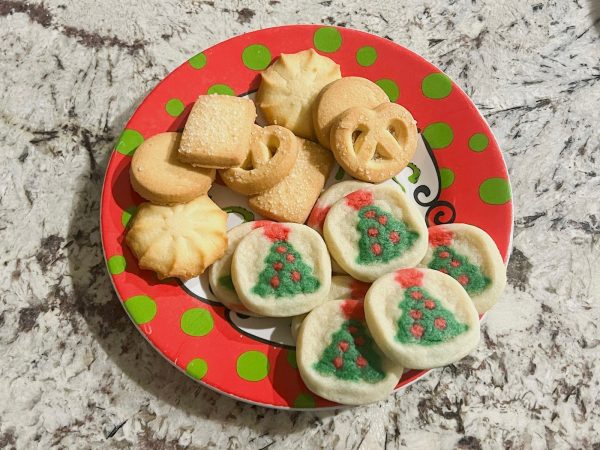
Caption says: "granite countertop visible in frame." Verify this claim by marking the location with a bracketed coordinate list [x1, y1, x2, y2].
[1, 0, 599, 448]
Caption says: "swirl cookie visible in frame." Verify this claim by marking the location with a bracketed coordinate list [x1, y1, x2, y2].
[312, 77, 389, 149]
[208, 220, 274, 315]
[248, 138, 334, 223]
[220, 125, 298, 195]
[364, 268, 480, 369]
[297, 300, 403, 405]
[323, 185, 428, 282]
[126, 196, 227, 280]
[331, 103, 418, 182]
[178, 95, 256, 168]
[231, 222, 331, 316]
[419, 224, 506, 313]
[257, 49, 341, 140]
[130, 132, 215, 205]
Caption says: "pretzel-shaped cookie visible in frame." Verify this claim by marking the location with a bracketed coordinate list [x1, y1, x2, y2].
[330, 103, 418, 183]
[220, 124, 298, 195]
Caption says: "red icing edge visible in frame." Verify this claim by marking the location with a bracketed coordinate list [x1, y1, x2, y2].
[340, 300, 365, 320]
[394, 269, 424, 288]
[253, 220, 274, 229]
[345, 190, 373, 210]
[262, 223, 290, 242]
[307, 204, 331, 230]
[350, 280, 371, 301]
[428, 226, 454, 247]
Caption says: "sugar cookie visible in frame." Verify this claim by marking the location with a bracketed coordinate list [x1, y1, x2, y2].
[364, 268, 480, 369]
[323, 185, 428, 282]
[178, 95, 256, 168]
[248, 138, 334, 223]
[257, 49, 341, 140]
[419, 224, 506, 313]
[331, 103, 418, 182]
[220, 125, 298, 195]
[130, 132, 215, 205]
[208, 220, 274, 315]
[126, 196, 227, 280]
[231, 222, 331, 316]
[313, 77, 389, 149]
[297, 299, 403, 405]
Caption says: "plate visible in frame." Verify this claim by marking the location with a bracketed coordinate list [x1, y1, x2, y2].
[100, 25, 513, 409]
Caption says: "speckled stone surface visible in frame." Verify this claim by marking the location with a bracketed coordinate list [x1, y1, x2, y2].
[1, 0, 599, 448]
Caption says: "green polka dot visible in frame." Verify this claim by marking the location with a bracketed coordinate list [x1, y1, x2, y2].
[181, 308, 214, 336]
[375, 79, 399, 102]
[356, 46, 377, 66]
[124, 295, 157, 325]
[165, 98, 185, 117]
[121, 205, 137, 228]
[207, 84, 235, 96]
[313, 27, 342, 53]
[479, 178, 511, 205]
[286, 350, 298, 369]
[242, 44, 271, 70]
[115, 129, 144, 156]
[422, 122, 454, 149]
[186, 358, 208, 379]
[188, 52, 207, 69]
[108, 255, 126, 275]
[293, 393, 316, 408]
[469, 133, 489, 152]
[422, 73, 452, 99]
[439, 168, 455, 189]
[236, 351, 269, 381]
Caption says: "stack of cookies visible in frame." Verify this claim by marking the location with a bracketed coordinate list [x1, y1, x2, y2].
[123, 48, 507, 406]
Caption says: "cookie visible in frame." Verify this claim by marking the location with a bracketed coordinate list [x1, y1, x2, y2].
[220, 125, 298, 195]
[130, 132, 215, 205]
[330, 103, 418, 182]
[178, 95, 256, 168]
[126, 196, 227, 280]
[248, 138, 334, 223]
[231, 222, 331, 317]
[290, 275, 371, 339]
[208, 220, 274, 315]
[323, 185, 428, 282]
[364, 268, 480, 369]
[297, 299, 403, 405]
[419, 224, 506, 313]
[257, 49, 341, 140]
[312, 77, 389, 149]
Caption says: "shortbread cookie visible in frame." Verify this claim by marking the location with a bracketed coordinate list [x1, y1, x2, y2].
[331, 103, 418, 182]
[364, 268, 480, 369]
[130, 132, 215, 204]
[126, 196, 227, 280]
[257, 49, 341, 140]
[249, 138, 334, 223]
[231, 222, 331, 316]
[178, 95, 256, 168]
[323, 185, 428, 282]
[419, 224, 506, 313]
[208, 220, 274, 315]
[290, 275, 371, 339]
[313, 77, 389, 148]
[220, 125, 298, 195]
[297, 300, 403, 405]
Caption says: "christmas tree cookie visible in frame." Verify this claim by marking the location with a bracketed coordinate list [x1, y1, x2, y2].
[365, 268, 480, 369]
[323, 185, 428, 282]
[208, 221, 274, 315]
[290, 275, 371, 340]
[419, 224, 506, 313]
[231, 222, 331, 316]
[297, 300, 403, 405]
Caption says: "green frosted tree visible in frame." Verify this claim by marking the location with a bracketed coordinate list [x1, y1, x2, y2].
[428, 246, 490, 295]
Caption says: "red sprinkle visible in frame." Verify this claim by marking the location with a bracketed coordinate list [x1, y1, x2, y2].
[348, 326, 358, 334]
[411, 290, 423, 300]
[356, 356, 367, 368]
[411, 323, 424, 338]
[389, 231, 399, 243]
[273, 262, 283, 271]
[424, 300, 436, 310]
[378, 215, 388, 225]
[368, 228, 379, 237]
[372, 243, 382, 255]
[333, 356, 343, 369]
[451, 260, 461, 267]
[339, 341, 349, 352]
[270, 275, 280, 288]
[291, 271, 301, 282]
[354, 336, 365, 347]
[458, 275, 470, 286]
[286, 254, 295, 262]
[409, 309, 422, 320]
[439, 251, 450, 259]
[364, 210, 376, 219]
[276, 246, 286, 253]
[434, 317, 447, 330]
[439, 268, 449, 274]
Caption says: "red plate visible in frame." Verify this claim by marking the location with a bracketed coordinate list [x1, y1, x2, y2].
[100, 25, 513, 409]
